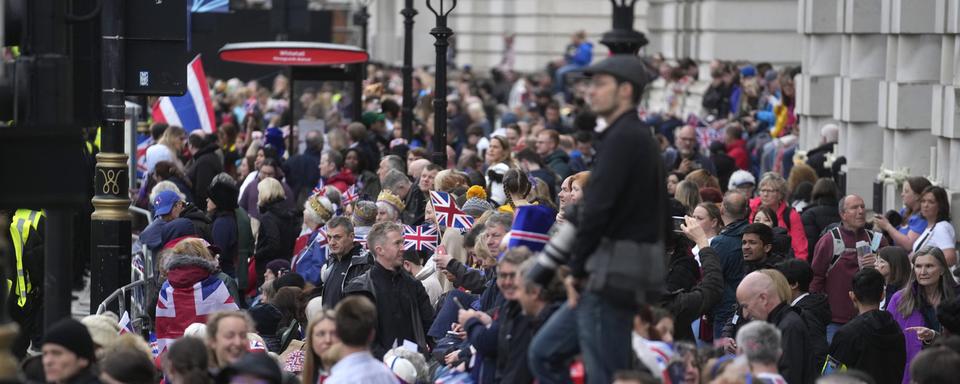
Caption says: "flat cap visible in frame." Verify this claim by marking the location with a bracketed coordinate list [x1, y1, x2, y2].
[582, 54, 650, 89]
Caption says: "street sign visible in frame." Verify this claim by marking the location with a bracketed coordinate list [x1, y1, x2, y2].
[218, 42, 368, 67]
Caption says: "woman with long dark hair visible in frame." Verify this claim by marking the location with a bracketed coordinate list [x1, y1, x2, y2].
[874, 177, 933, 250]
[909, 186, 956, 266]
[876, 246, 912, 310]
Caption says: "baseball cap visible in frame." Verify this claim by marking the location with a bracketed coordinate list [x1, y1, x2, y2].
[728, 170, 757, 190]
[153, 190, 182, 218]
[581, 54, 650, 90]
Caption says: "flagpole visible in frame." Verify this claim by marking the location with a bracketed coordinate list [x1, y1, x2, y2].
[92, 0, 133, 314]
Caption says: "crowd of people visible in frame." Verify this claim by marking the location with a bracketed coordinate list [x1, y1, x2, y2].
[18, 31, 960, 384]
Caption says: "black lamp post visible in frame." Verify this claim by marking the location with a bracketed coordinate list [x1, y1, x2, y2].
[600, 0, 648, 54]
[427, 0, 457, 167]
[353, 0, 374, 51]
[400, 0, 417, 141]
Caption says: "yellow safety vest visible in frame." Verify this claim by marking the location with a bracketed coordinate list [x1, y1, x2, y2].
[9, 209, 42, 307]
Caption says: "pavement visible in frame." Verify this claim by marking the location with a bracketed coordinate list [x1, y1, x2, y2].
[71, 276, 91, 319]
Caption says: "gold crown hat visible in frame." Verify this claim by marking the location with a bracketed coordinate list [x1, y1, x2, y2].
[307, 194, 334, 222]
[377, 190, 406, 213]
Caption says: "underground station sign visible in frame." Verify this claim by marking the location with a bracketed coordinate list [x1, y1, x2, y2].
[219, 42, 369, 66]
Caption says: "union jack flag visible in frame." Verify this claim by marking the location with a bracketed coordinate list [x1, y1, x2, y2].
[135, 136, 152, 180]
[404, 224, 438, 252]
[148, 332, 160, 358]
[249, 338, 267, 352]
[312, 178, 325, 195]
[118, 311, 134, 335]
[430, 191, 474, 230]
[155, 274, 238, 354]
[342, 184, 359, 205]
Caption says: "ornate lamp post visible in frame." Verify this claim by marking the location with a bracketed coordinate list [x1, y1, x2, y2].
[400, 0, 417, 141]
[353, 0, 374, 51]
[600, 0, 648, 54]
[426, 0, 457, 166]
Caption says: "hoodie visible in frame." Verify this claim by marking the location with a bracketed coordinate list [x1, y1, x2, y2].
[794, 293, 831, 379]
[156, 256, 239, 346]
[827, 309, 906, 384]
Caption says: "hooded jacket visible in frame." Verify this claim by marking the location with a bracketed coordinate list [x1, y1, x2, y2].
[662, 246, 724, 343]
[186, 143, 223, 205]
[828, 309, 906, 384]
[255, 201, 299, 280]
[794, 292, 831, 377]
[768, 302, 814, 384]
[542, 149, 572, 181]
[801, 199, 841, 256]
[180, 203, 213, 242]
[156, 255, 239, 343]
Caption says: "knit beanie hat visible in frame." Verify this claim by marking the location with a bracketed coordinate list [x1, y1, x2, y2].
[265, 259, 291, 277]
[81, 314, 121, 349]
[462, 185, 495, 218]
[208, 181, 240, 211]
[43, 318, 96, 361]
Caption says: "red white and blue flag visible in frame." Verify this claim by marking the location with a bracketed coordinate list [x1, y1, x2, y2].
[118, 311, 134, 335]
[430, 191, 474, 230]
[151, 55, 216, 134]
[342, 184, 360, 205]
[135, 136, 152, 180]
[154, 274, 238, 354]
[404, 224, 438, 252]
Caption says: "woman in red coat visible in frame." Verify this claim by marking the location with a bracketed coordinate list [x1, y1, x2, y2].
[748, 172, 809, 261]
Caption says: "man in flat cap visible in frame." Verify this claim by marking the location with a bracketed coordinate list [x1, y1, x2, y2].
[529, 54, 668, 384]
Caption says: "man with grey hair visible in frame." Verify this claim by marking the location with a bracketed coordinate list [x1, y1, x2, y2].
[382, 168, 425, 226]
[320, 216, 372, 308]
[344, 221, 434, 358]
[378, 154, 406, 182]
[810, 194, 886, 343]
[736, 321, 785, 383]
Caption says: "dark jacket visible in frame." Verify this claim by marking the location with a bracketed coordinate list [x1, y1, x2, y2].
[445, 258, 492, 294]
[254, 201, 298, 284]
[464, 300, 560, 384]
[343, 261, 434, 359]
[282, 147, 322, 207]
[65, 368, 102, 384]
[529, 168, 558, 203]
[570, 112, 667, 280]
[239, 177, 296, 220]
[180, 203, 213, 242]
[186, 143, 223, 206]
[769, 302, 814, 384]
[662, 246, 724, 343]
[709, 219, 748, 335]
[211, 211, 238, 279]
[402, 187, 427, 226]
[806, 141, 837, 178]
[320, 244, 373, 309]
[794, 293, 831, 376]
[356, 169, 381, 201]
[828, 309, 906, 384]
[543, 149, 572, 181]
[771, 226, 794, 260]
[666, 240, 699, 293]
[662, 148, 718, 176]
[801, 199, 841, 256]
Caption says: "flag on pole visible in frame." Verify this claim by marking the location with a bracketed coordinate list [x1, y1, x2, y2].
[403, 224, 439, 252]
[118, 311, 134, 335]
[430, 191, 474, 230]
[151, 55, 216, 134]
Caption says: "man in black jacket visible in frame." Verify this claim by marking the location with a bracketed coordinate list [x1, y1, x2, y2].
[777, 259, 830, 374]
[827, 268, 905, 383]
[736, 270, 814, 384]
[319, 217, 372, 309]
[381, 168, 425, 226]
[186, 132, 223, 206]
[562, 54, 666, 384]
[344, 221, 434, 359]
[282, 131, 324, 207]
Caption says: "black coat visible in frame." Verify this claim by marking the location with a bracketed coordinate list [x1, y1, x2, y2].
[254, 201, 298, 283]
[806, 141, 836, 178]
[828, 309, 906, 384]
[801, 199, 841, 256]
[769, 302, 815, 384]
[282, 148, 322, 207]
[491, 301, 560, 384]
[402, 187, 427, 226]
[320, 244, 373, 309]
[794, 293, 831, 376]
[180, 203, 213, 242]
[186, 143, 223, 205]
[663, 246, 724, 343]
[343, 261, 434, 359]
[570, 111, 667, 279]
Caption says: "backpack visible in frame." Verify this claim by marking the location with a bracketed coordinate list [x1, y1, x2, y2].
[826, 226, 883, 273]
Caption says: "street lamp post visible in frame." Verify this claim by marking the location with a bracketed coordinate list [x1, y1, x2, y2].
[600, 0, 648, 55]
[353, 0, 373, 51]
[401, 0, 417, 141]
[426, 0, 457, 167]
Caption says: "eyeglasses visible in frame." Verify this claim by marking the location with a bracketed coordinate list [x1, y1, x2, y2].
[759, 189, 779, 195]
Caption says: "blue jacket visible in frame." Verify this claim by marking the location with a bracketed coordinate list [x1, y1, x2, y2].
[569, 42, 593, 66]
[709, 219, 748, 337]
[294, 229, 327, 285]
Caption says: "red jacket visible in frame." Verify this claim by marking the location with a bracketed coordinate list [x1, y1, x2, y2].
[325, 169, 357, 193]
[748, 198, 809, 261]
[726, 139, 749, 170]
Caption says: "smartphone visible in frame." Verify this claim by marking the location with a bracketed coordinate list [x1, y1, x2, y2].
[672, 216, 685, 234]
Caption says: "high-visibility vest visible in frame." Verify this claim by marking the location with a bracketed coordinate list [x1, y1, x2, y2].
[9, 209, 43, 307]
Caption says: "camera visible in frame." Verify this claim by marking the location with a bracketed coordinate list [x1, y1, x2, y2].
[526, 204, 580, 287]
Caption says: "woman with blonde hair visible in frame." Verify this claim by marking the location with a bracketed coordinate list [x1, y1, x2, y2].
[169, 237, 244, 305]
[299, 309, 340, 383]
[146, 125, 186, 173]
[205, 311, 254, 371]
[255, 178, 298, 286]
[748, 172, 809, 261]
[684, 169, 720, 191]
[673, 180, 701, 215]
